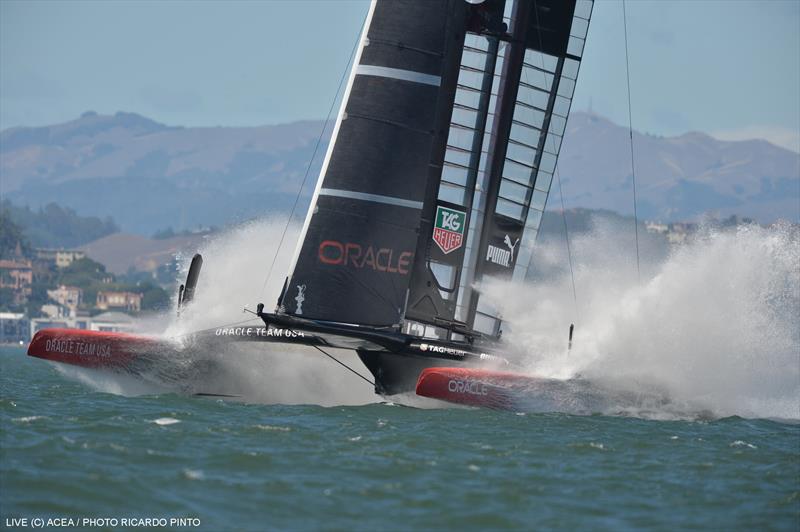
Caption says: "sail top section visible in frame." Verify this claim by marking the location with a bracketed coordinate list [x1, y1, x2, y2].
[279, 0, 462, 327]
[280, 0, 593, 337]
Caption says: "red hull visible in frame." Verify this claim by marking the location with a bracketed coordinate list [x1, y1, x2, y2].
[27, 328, 172, 369]
[415, 367, 551, 410]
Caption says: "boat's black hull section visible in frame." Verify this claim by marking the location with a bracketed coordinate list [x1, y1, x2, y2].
[28, 320, 510, 400]
[357, 349, 472, 396]
[357, 346, 513, 396]
[260, 311, 511, 397]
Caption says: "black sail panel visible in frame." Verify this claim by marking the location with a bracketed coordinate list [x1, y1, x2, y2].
[281, 0, 456, 327]
[281, 0, 593, 335]
[286, 197, 417, 325]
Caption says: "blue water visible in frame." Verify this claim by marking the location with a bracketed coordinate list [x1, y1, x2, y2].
[2, 346, 798, 531]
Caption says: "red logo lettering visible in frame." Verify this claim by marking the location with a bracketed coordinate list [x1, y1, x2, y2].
[319, 240, 344, 264]
[318, 240, 413, 275]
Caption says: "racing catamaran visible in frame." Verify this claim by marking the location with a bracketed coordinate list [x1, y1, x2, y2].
[28, 0, 593, 408]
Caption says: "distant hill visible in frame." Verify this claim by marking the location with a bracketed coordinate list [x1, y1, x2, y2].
[2, 111, 326, 234]
[558, 112, 800, 222]
[2, 110, 798, 233]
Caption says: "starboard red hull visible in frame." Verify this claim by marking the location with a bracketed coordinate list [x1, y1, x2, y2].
[415, 367, 554, 410]
[27, 328, 173, 369]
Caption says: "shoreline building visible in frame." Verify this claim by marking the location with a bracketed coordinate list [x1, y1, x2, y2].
[46, 285, 83, 317]
[29, 311, 136, 337]
[96, 291, 142, 312]
[0, 259, 33, 305]
[34, 249, 86, 269]
[89, 311, 136, 333]
[0, 312, 30, 344]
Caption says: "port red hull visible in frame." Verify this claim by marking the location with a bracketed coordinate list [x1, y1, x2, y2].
[415, 367, 551, 410]
[27, 328, 172, 369]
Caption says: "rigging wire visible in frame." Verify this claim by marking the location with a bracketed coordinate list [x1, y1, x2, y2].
[313, 345, 375, 387]
[622, 0, 642, 282]
[162, 317, 376, 388]
[260, 13, 368, 298]
[555, 166, 579, 322]
[527, 0, 580, 324]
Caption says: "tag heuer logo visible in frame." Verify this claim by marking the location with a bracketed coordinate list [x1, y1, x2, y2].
[432, 206, 466, 254]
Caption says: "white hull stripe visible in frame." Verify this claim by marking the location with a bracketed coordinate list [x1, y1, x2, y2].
[319, 188, 423, 210]
[356, 65, 441, 87]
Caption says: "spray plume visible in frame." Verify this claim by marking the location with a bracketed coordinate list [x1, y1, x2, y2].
[483, 218, 800, 419]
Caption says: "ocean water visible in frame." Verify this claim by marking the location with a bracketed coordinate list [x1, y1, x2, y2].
[3, 220, 799, 529]
[2, 346, 798, 531]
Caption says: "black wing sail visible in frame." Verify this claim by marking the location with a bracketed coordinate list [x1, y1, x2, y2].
[280, 0, 593, 338]
[279, 0, 470, 327]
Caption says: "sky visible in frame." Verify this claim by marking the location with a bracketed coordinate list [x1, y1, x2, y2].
[1, 0, 799, 152]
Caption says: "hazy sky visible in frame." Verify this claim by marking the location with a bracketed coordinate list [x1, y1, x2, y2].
[2, 0, 798, 151]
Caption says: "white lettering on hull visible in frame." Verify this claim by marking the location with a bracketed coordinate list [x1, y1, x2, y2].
[447, 379, 489, 396]
[44, 338, 112, 357]
[214, 327, 305, 338]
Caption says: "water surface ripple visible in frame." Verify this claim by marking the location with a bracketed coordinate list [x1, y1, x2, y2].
[2, 348, 798, 530]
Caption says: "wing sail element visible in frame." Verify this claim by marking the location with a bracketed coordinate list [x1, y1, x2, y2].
[464, 0, 593, 336]
[407, 0, 593, 339]
[279, 0, 593, 340]
[279, 0, 467, 327]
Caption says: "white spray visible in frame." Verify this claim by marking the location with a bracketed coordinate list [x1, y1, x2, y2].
[67, 218, 377, 406]
[163, 218, 378, 405]
[63, 212, 799, 418]
[483, 217, 800, 419]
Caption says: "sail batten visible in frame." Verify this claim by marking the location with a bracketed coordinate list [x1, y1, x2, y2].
[318, 189, 424, 210]
[355, 65, 442, 87]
